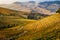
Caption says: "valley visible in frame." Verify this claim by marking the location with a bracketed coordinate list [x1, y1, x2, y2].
[0, 1, 60, 40]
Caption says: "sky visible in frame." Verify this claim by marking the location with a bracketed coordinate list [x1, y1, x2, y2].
[0, 0, 59, 4]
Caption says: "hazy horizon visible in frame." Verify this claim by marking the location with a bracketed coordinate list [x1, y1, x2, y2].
[0, 0, 60, 4]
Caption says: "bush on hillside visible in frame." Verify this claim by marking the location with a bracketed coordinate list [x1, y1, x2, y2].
[56, 8, 60, 13]
[28, 13, 41, 20]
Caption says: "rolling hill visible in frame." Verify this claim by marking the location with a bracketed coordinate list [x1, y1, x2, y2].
[0, 16, 36, 40]
[0, 1, 60, 40]
[16, 13, 60, 40]
[0, 7, 52, 20]
[0, 7, 28, 19]
[0, 13, 60, 40]
[0, 16, 36, 29]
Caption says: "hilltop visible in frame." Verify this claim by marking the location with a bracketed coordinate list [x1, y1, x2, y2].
[0, 7, 28, 18]
[0, 7, 27, 15]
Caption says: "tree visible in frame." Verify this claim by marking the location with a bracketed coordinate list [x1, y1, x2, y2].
[56, 8, 60, 13]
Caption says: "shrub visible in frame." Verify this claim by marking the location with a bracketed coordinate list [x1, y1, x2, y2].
[56, 8, 60, 13]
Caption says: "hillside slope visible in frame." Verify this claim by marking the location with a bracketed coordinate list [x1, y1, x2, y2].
[0, 13, 60, 40]
[0, 7, 28, 18]
[16, 13, 60, 40]
[0, 18, 36, 40]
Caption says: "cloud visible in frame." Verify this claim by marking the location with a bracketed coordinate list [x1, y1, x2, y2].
[0, 0, 17, 4]
[0, 0, 59, 4]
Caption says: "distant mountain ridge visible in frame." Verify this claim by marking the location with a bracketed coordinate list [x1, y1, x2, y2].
[0, 1, 59, 15]
[13, 1, 60, 12]
[14, 1, 36, 4]
[39, 1, 60, 12]
[40, 1, 60, 5]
